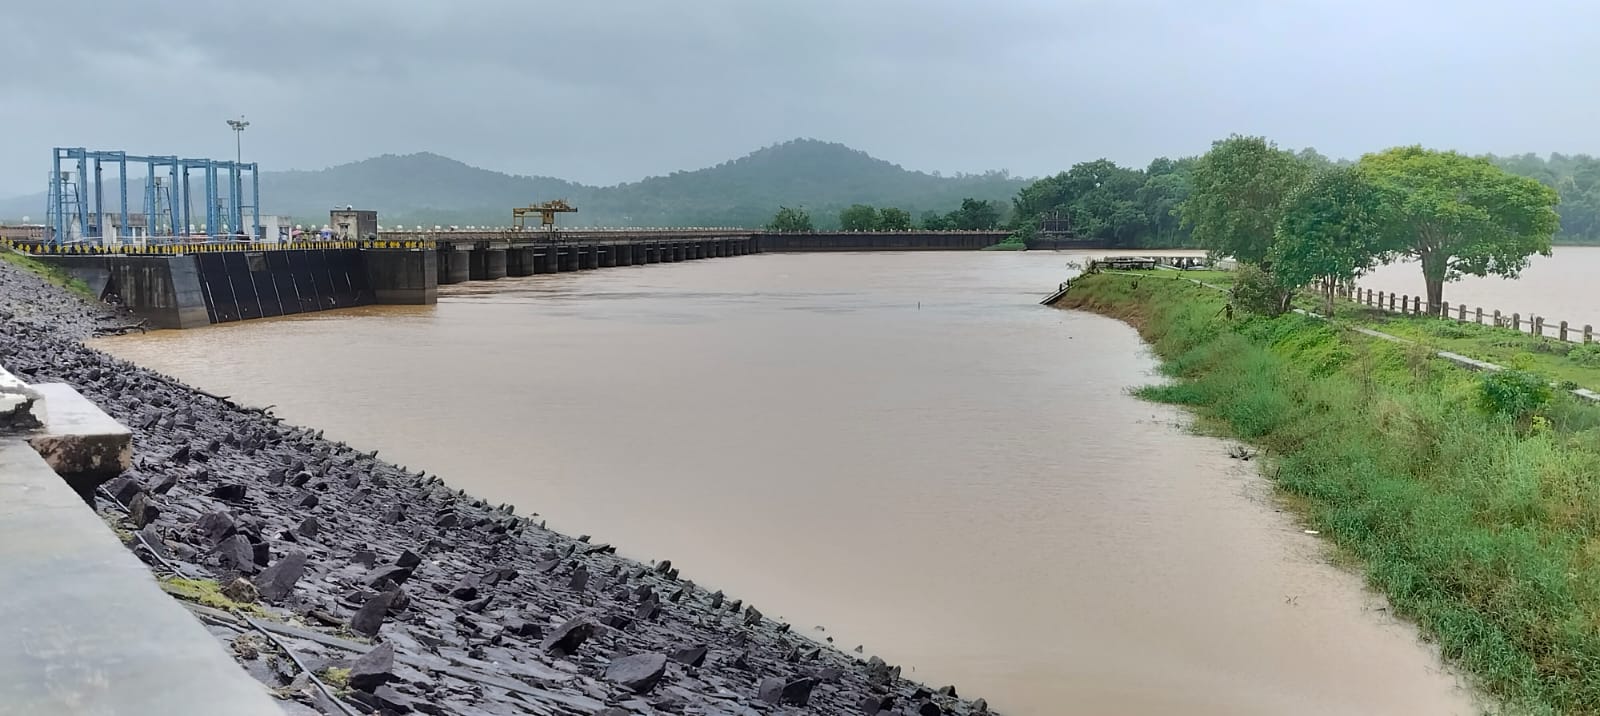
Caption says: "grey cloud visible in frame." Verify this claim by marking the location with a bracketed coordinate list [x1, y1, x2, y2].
[3, 0, 1599, 199]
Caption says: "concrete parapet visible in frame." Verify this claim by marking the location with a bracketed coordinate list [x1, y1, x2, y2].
[0, 442, 280, 715]
[25, 383, 133, 500]
[0, 366, 277, 713]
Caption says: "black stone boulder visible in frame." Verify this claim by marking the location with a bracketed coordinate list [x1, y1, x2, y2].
[603, 653, 668, 695]
[366, 565, 413, 587]
[669, 644, 708, 668]
[208, 483, 247, 502]
[252, 551, 308, 602]
[540, 617, 593, 657]
[758, 676, 817, 707]
[348, 642, 396, 691]
[214, 534, 257, 575]
[129, 492, 162, 529]
[196, 511, 237, 546]
[350, 591, 398, 638]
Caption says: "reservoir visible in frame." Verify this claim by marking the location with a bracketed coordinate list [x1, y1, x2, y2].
[95, 251, 1477, 714]
[1358, 246, 1600, 330]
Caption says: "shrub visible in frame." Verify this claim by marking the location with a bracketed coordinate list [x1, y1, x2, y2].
[1476, 370, 1552, 424]
[1570, 343, 1600, 368]
[1230, 264, 1289, 317]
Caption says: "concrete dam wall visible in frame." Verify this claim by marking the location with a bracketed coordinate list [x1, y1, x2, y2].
[43, 249, 433, 329]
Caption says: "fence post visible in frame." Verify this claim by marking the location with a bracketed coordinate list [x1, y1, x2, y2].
[1493, 310, 1502, 327]
[1560, 320, 1569, 342]
[1534, 316, 1544, 337]
[1413, 296, 1423, 316]
[1586, 325, 1594, 344]
[1475, 307, 1483, 324]
[1513, 313, 1521, 331]
[1458, 304, 1467, 321]
[1441, 301, 1450, 319]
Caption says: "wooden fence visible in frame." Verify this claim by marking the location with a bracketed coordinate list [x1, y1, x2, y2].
[1344, 285, 1594, 344]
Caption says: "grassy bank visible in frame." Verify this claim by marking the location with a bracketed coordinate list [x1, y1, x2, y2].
[1061, 272, 1600, 715]
[1311, 300, 1600, 392]
[0, 248, 95, 301]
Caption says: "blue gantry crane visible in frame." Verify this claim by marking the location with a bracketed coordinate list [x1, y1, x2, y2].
[46, 147, 260, 246]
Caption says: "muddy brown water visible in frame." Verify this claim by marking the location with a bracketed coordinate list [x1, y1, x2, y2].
[1357, 246, 1600, 331]
[95, 251, 1478, 714]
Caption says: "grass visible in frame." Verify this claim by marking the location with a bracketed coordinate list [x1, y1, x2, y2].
[158, 576, 271, 617]
[1060, 271, 1600, 716]
[981, 240, 1027, 251]
[0, 247, 96, 301]
[1304, 297, 1600, 392]
[319, 667, 351, 690]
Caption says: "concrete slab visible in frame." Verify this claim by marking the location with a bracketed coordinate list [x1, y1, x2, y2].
[26, 383, 133, 498]
[0, 439, 282, 715]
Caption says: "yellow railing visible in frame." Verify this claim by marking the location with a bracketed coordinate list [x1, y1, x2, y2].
[0, 238, 436, 255]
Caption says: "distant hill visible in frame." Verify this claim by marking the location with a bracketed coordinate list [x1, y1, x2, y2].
[0, 139, 1026, 230]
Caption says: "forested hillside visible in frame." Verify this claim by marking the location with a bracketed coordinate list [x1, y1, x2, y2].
[0, 140, 1022, 230]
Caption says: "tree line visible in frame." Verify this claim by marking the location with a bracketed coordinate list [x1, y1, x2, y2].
[765, 198, 1008, 232]
[1183, 135, 1559, 317]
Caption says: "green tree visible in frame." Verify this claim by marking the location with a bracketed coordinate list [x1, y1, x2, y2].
[839, 204, 880, 231]
[1269, 167, 1390, 316]
[949, 198, 1001, 230]
[1135, 169, 1192, 246]
[877, 207, 913, 231]
[1182, 135, 1312, 263]
[766, 206, 814, 232]
[1360, 146, 1561, 315]
[920, 210, 951, 231]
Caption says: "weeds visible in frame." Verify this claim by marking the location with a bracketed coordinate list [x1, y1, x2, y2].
[0, 248, 96, 301]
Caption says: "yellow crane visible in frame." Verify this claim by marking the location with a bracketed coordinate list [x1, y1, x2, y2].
[512, 200, 577, 234]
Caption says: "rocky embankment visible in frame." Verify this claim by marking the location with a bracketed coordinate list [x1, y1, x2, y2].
[0, 253, 992, 716]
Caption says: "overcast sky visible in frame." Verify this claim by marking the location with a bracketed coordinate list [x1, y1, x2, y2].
[4, 0, 1599, 198]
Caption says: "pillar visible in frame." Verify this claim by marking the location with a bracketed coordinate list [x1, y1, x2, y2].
[363, 248, 437, 305]
[438, 249, 470, 285]
[507, 247, 536, 276]
[469, 248, 507, 280]
[583, 245, 599, 270]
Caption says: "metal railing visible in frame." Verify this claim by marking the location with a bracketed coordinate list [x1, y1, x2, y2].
[2, 238, 435, 255]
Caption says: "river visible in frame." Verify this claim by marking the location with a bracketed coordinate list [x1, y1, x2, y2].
[1357, 246, 1600, 330]
[94, 251, 1477, 714]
